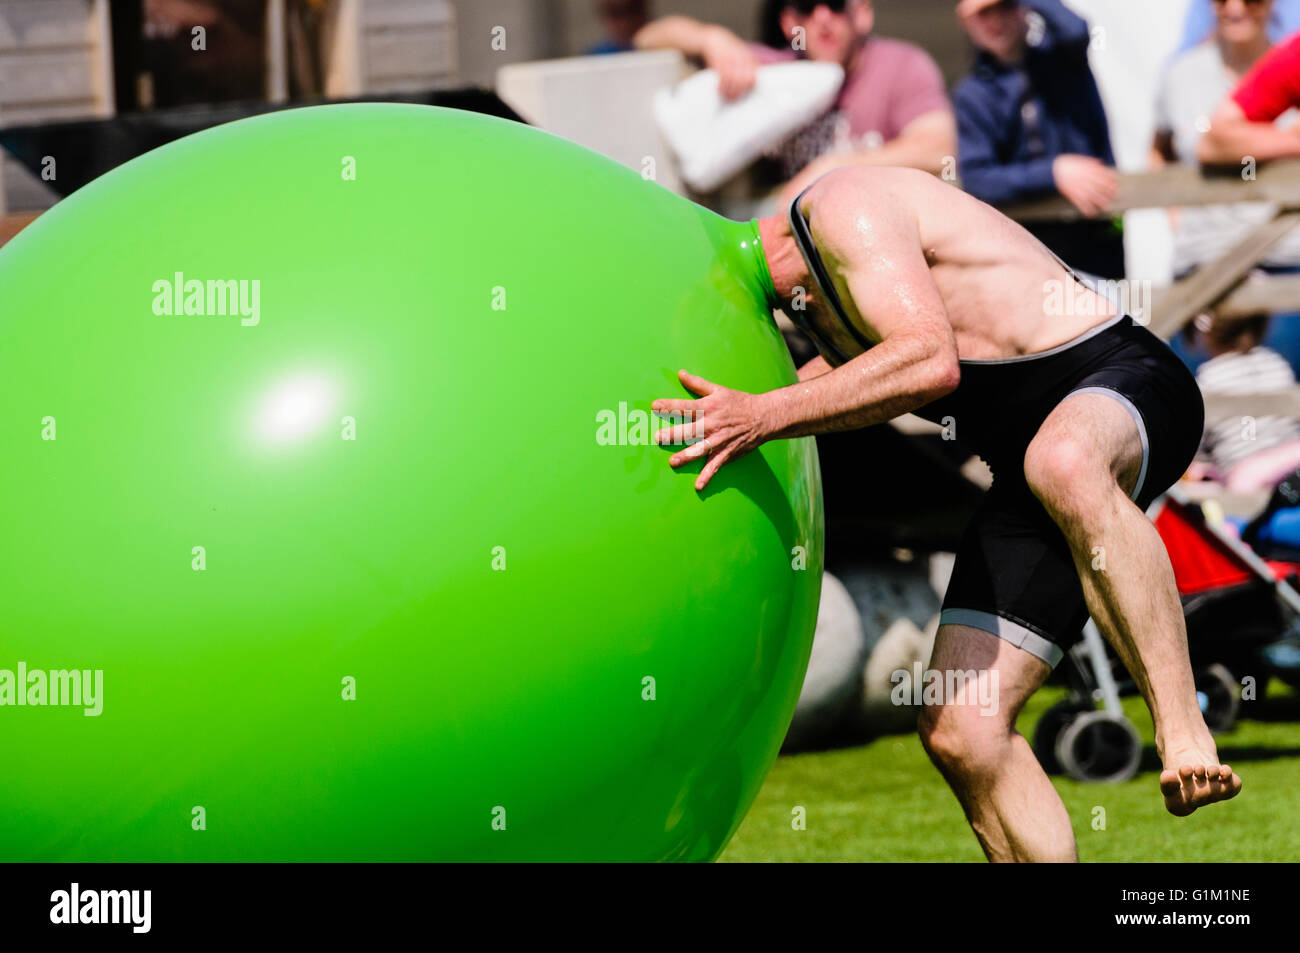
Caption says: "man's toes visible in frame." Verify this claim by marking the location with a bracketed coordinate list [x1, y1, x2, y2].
[1222, 770, 1243, 797]
[1208, 774, 1241, 803]
[1163, 792, 1194, 816]
[1161, 756, 1242, 815]
[1160, 769, 1191, 796]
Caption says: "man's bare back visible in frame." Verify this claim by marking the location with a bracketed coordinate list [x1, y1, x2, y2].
[768, 166, 1118, 364]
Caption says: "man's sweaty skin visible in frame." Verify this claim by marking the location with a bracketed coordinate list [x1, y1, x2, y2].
[652, 166, 1241, 855]
[655, 167, 1112, 478]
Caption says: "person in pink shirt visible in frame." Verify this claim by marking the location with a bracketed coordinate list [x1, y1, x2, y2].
[634, 0, 956, 199]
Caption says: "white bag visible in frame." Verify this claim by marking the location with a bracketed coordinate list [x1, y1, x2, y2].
[652, 60, 844, 192]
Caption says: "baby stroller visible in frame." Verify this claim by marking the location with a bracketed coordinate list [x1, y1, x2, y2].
[1033, 482, 1300, 783]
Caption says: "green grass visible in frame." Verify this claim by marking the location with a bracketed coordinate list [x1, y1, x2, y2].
[720, 680, 1300, 862]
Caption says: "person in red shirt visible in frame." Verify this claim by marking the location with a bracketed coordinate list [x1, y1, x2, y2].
[1198, 27, 1300, 162]
[1194, 22, 1300, 384]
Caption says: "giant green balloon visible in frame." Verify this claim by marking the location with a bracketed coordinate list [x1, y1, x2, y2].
[0, 104, 822, 861]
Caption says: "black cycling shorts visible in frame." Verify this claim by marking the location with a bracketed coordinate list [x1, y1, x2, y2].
[914, 314, 1205, 667]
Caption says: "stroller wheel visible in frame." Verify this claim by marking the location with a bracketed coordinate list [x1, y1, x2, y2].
[1055, 711, 1142, 783]
[1195, 663, 1241, 732]
[1033, 698, 1096, 775]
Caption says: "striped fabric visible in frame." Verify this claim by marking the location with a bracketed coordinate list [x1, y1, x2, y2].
[1197, 347, 1300, 471]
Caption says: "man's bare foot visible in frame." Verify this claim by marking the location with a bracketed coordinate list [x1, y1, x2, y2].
[1159, 751, 1242, 817]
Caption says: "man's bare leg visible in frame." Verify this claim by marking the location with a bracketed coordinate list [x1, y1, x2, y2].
[1024, 393, 1242, 815]
[919, 624, 1076, 862]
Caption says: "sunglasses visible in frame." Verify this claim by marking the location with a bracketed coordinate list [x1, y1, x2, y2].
[1212, 0, 1268, 5]
[790, 0, 851, 15]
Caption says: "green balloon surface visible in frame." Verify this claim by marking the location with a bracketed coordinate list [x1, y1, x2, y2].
[0, 104, 823, 861]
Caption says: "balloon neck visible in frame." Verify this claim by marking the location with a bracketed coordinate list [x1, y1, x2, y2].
[744, 218, 778, 311]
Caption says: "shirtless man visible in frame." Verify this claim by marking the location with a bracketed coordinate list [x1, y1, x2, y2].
[652, 167, 1242, 862]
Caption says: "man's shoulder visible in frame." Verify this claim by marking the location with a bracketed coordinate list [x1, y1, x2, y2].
[812, 167, 935, 220]
[821, 163, 930, 187]
[809, 167, 951, 262]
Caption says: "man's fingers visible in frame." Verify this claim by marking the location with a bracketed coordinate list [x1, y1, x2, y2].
[719, 63, 745, 100]
[655, 419, 706, 446]
[1092, 178, 1118, 205]
[1085, 170, 1118, 205]
[718, 52, 756, 100]
[678, 369, 719, 396]
[651, 398, 698, 419]
[668, 436, 713, 468]
[1089, 178, 1116, 201]
[695, 449, 731, 491]
[1069, 191, 1101, 218]
[1067, 194, 1095, 218]
[736, 58, 756, 96]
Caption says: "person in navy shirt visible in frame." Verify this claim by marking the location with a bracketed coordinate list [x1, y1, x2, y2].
[953, 0, 1124, 279]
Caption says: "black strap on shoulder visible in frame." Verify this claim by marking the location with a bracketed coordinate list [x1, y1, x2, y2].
[787, 189, 876, 362]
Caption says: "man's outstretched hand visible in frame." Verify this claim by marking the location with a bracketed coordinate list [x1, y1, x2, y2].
[652, 369, 771, 491]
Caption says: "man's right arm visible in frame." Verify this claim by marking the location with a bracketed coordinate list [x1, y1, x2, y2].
[760, 179, 961, 438]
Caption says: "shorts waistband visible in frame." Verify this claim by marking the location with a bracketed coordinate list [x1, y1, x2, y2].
[958, 313, 1130, 366]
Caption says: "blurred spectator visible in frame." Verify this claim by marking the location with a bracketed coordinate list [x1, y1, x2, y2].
[142, 0, 265, 107]
[1198, 27, 1300, 163]
[1176, 0, 1300, 54]
[953, 0, 1123, 280]
[1152, 0, 1300, 376]
[1185, 310, 1300, 492]
[587, 0, 650, 55]
[633, 1, 955, 192]
[1154, 0, 1287, 274]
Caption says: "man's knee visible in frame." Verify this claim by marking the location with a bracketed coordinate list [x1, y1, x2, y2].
[1024, 433, 1114, 520]
[918, 703, 1009, 781]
